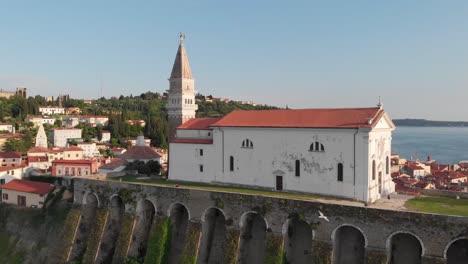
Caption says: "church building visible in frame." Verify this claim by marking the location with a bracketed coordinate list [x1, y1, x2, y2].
[167, 36, 396, 203]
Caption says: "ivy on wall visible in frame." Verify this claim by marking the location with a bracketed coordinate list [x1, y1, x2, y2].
[143, 217, 172, 264]
[60, 208, 81, 263]
[179, 222, 202, 264]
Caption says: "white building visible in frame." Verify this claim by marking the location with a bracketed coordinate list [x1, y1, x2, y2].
[79, 116, 109, 127]
[25, 116, 55, 127]
[100, 130, 111, 143]
[49, 128, 82, 147]
[77, 142, 100, 158]
[169, 108, 396, 203]
[39, 106, 65, 115]
[0, 123, 14, 133]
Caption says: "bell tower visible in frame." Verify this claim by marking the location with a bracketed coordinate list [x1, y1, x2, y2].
[167, 33, 198, 140]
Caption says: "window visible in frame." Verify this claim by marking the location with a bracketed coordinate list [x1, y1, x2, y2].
[386, 156, 389, 174]
[0, 179, 4, 185]
[309, 142, 325, 152]
[372, 160, 376, 180]
[208, 132, 211, 136]
[76, 154, 78, 157]
[2, 193, 7, 200]
[200, 149, 203, 156]
[230, 156, 234, 171]
[199, 164, 204, 172]
[295, 160, 300, 177]
[337, 163, 343, 182]
[241, 139, 254, 148]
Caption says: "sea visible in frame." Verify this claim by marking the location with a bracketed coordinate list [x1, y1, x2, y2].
[392, 126, 468, 164]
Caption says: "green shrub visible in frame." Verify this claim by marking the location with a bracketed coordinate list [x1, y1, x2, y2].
[180, 222, 201, 264]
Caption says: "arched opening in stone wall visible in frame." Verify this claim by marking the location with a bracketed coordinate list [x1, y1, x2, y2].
[283, 217, 313, 263]
[332, 225, 366, 264]
[388, 232, 422, 264]
[238, 212, 267, 264]
[128, 199, 156, 259]
[69, 192, 99, 262]
[167, 203, 190, 264]
[95, 195, 125, 264]
[198, 208, 227, 264]
[446, 238, 468, 264]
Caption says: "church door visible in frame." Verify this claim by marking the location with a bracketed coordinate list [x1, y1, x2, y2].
[276, 176, 283, 191]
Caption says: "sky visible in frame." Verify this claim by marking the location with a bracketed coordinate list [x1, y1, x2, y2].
[1, 1, 468, 121]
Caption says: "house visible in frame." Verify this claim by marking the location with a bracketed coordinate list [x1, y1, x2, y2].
[406, 164, 426, 178]
[65, 107, 81, 115]
[51, 159, 99, 176]
[0, 166, 25, 185]
[98, 158, 128, 173]
[0, 123, 14, 133]
[120, 136, 161, 163]
[0, 152, 22, 166]
[99, 130, 111, 143]
[49, 128, 82, 147]
[77, 142, 99, 158]
[111, 147, 126, 156]
[1, 179, 53, 207]
[79, 116, 109, 127]
[63, 146, 84, 160]
[39, 106, 65, 115]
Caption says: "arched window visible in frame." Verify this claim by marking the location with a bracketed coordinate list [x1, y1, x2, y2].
[372, 160, 376, 180]
[309, 142, 325, 152]
[241, 139, 253, 148]
[295, 160, 300, 177]
[338, 163, 343, 182]
[230, 156, 234, 171]
[386, 156, 389, 174]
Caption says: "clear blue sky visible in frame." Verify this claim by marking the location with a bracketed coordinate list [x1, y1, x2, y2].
[1, 1, 468, 120]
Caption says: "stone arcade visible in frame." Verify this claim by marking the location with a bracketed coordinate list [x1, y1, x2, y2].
[67, 179, 468, 264]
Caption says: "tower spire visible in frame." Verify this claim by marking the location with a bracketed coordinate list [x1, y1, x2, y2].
[170, 33, 192, 79]
[167, 33, 198, 141]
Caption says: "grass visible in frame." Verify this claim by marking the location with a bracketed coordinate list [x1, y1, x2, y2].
[405, 196, 468, 217]
[109, 176, 332, 202]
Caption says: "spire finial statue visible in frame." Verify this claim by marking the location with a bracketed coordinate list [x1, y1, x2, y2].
[179, 32, 186, 45]
[377, 96, 383, 109]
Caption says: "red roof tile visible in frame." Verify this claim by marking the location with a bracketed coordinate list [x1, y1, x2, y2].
[120, 146, 161, 160]
[210, 108, 386, 128]
[1, 179, 53, 195]
[0, 151, 22, 159]
[52, 159, 95, 165]
[170, 138, 213, 144]
[100, 158, 128, 170]
[27, 147, 49, 153]
[65, 146, 83, 151]
[0, 133, 24, 139]
[178, 118, 222, 130]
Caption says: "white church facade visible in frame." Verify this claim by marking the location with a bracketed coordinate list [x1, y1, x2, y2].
[167, 35, 396, 203]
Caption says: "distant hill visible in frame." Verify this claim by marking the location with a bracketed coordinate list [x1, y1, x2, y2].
[394, 119, 468, 127]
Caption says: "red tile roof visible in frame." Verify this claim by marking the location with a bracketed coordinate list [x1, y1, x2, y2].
[52, 159, 95, 165]
[210, 108, 386, 128]
[1, 179, 53, 195]
[178, 118, 222, 130]
[0, 165, 24, 173]
[407, 164, 424, 170]
[0, 151, 22, 159]
[100, 158, 128, 170]
[0, 133, 24, 139]
[65, 146, 83, 151]
[170, 138, 213, 144]
[120, 146, 161, 160]
[27, 147, 49, 153]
